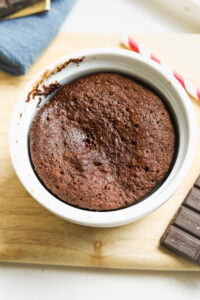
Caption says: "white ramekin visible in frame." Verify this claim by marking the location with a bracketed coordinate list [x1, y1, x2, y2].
[9, 48, 196, 227]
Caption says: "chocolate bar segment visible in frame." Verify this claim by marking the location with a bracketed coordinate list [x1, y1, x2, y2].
[184, 187, 200, 213]
[160, 175, 200, 266]
[161, 225, 200, 265]
[195, 175, 200, 189]
[173, 206, 200, 238]
[0, 0, 8, 15]
[0, 0, 40, 19]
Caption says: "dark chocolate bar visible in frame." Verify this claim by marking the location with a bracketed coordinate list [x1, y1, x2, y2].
[160, 175, 200, 266]
[0, 0, 41, 19]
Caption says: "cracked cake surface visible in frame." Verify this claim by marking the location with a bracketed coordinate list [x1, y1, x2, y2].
[29, 72, 176, 211]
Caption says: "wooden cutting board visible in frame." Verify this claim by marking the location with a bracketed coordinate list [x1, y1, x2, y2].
[0, 33, 200, 271]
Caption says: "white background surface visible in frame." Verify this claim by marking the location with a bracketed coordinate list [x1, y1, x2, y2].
[1, 0, 200, 299]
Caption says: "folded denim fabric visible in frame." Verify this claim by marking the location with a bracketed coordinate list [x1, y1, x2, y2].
[0, 0, 76, 75]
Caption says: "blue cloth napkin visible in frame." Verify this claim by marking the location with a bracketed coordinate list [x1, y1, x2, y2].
[0, 0, 76, 76]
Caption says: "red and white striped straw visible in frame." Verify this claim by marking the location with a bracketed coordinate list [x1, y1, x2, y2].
[121, 36, 200, 102]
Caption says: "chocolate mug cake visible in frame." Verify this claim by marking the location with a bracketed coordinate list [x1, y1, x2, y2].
[29, 72, 176, 211]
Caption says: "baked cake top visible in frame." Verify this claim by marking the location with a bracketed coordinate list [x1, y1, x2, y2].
[29, 72, 176, 211]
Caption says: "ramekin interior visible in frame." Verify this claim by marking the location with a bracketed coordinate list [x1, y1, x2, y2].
[9, 48, 196, 227]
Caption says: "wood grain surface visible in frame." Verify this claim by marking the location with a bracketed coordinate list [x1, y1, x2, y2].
[0, 33, 200, 270]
